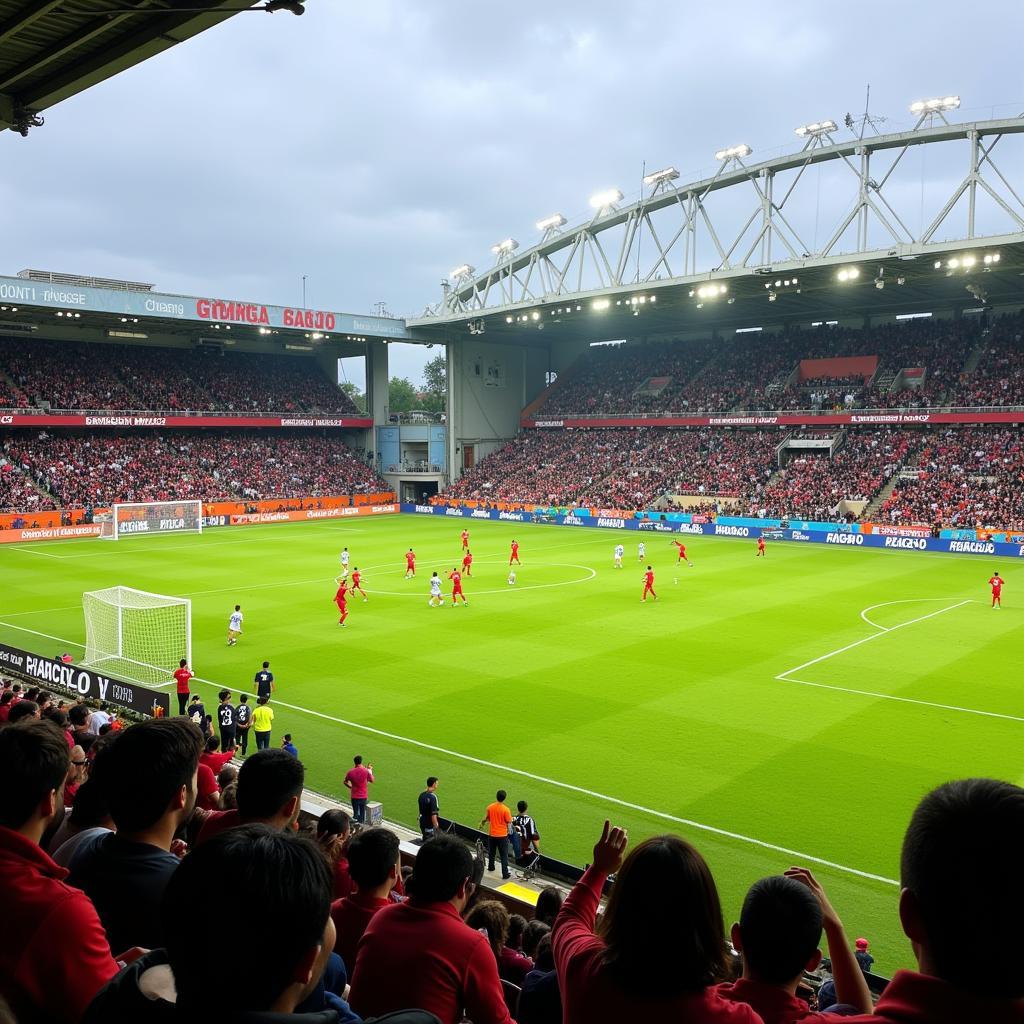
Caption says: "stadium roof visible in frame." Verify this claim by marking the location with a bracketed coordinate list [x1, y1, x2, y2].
[407, 237, 1024, 348]
[0, 0, 291, 135]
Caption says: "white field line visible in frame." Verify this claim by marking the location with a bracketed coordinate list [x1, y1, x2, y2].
[8, 545, 65, 558]
[859, 597, 967, 631]
[778, 676, 1024, 724]
[775, 600, 972, 681]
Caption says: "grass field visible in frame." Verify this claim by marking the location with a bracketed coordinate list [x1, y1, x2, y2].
[2, 513, 1021, 970]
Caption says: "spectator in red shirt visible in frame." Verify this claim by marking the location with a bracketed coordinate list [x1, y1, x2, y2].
[466, 900, 534, 985]
[199, 735, 235, 775]
[349, 833, 511, 1024]
[317, 807, 354, 900]
[0, 689, 15, 722]
[823, 778, 1024, 1024]
[343, 754, 374, 825]
[196, 747, 303, 845]
[331, 825, 401, 970]
[67, 718, 203, 955]
[553, 820, 759, 1024]
[172, 659, 192, 717]
[0, 720, 118, 1023]
[717, 871, 872, 1023]
[195, 762, 221, 811]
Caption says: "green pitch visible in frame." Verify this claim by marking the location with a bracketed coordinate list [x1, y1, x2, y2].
[2, 515, 1021, 971]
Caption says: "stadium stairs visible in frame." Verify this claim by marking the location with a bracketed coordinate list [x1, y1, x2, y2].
[520, 350, 588, 420]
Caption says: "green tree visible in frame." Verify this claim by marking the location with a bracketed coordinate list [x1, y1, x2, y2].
[421, 353, 447, 414]
[340, 380, 366, 413]
[389, 376, 418, 413]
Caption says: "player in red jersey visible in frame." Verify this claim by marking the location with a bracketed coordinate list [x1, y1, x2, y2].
[988, 571, 1004, 609]
[449, 568, 468, 606]
[756, 536, 766, 557]
[173, 658, 194, 716]
[461, 528, 470, 550]
[404, 547, 416, 579]
[671, 539, 692, 566]
[510, 539, 520, 565]
[350, 567, 368, 602]
[334, 580, 349, 626]
[641, 565, 657, 602]
[461, 549, 473, 575]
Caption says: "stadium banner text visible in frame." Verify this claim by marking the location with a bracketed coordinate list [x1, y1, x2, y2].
[0, 413, 372, 429]
[223, 504, 397, 526]
[0, 642, 170, 717]
[401, 505, 1024, 558]
[0, 274, 410, 339]
[522, 410, 1024, 429]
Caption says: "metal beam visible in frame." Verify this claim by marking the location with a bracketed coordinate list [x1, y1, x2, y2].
[0, 0, 64, 47]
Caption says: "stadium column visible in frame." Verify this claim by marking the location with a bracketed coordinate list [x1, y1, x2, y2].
[447, 337, 460, 484]
[367, 338, 389, 467]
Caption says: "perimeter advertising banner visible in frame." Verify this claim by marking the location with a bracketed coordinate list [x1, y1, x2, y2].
[0, 413, 373, 429]
[401, 504, 1024, 559]
[0, 643, 170, 717]
[522, 410, 1024, 429]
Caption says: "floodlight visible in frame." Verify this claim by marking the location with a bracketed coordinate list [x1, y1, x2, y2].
[910, 96, 960, 114]
[589, 188, 623, 210]
[715, 144, 752, 161]
[642, 166, 680, 187]
[836, 267, 860, 282]
[449, 264, 475, 279]
[491, 238, 519, 256]
[531, 311, 540, 321]
[536, 213, 567, 232]
[794, 120, 838, 137]
[505, 316, 513, 323]
[592, 298, 611, 311]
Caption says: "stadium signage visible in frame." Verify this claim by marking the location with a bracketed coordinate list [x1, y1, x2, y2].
[714, 525, 750, 537]
[470, 509, 492, 519]
[596, 517, 626, 528]
[868, 523, 932, 538]
[884, 536, 927, 550]
[791, 531, 811, 541]
[563, 515, 587, 526]
[498, 511, 526, 521]
[0, 642, 170, 716]
[522, 411, 1024, 429]
[709, 416, 780, 426]
[826, 533, 864, 545]
[949, 540, 996, 554]
[0, 273, 411, 339]
[414, 505, 433, 514]
[444, 507, 465, 517]
[0, 413, 373, 430]
[534, 420, 565, 428]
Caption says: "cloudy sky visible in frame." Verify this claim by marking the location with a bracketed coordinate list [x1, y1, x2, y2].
[1, 0, 1022, 383]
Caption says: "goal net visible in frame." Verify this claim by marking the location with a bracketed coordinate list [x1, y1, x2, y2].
[82, 586, 192, 686]
[98, 500, 203, 540]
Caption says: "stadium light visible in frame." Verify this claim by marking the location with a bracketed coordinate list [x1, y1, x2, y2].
[836, 267, 861, 282]
[536, 213, 567, 232]
[449, 264, 475, 280]
[794, 120, 837, 137]
[715, 144, 752, 162]
[589, 188, 623, 211]
[910, 96, 960, 115]
[491, 238, 519, 256]
[695, 284, 728, 299]
[592, 298, 611, 311]
[642, 166, 680, 187]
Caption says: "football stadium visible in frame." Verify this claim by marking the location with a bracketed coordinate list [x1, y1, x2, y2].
[1, 3, 1022, 1023]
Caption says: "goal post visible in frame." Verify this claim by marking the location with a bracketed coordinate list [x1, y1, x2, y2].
[82, 586, 192, 687]
[98, 500, 203, 541]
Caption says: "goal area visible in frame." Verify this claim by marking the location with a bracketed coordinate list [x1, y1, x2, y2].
[82, 586, 192, 687]
[98, 500, 203, 540]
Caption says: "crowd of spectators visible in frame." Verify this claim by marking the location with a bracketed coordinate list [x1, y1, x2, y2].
[533, 316, 1015, 418]
[1, 684, 1022, 1024]
[1, 431, 387, 510]
[0, 337, 361, 416]
[879, 427, 1024, 531]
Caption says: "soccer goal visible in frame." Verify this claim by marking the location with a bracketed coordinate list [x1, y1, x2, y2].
[82, 586, 192, 686]
[98, 500, 203, 541]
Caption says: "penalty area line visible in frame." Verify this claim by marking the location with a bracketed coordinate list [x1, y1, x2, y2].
[776, 600, 971, 680]
[181, 671, 899, 887]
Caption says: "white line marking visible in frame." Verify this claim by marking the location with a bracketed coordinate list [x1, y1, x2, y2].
[363, 562, 597, 598]
[779, 676, 1024, 724]
[776, 600, 972, 680]
[859, 597, 967, 632]
[182, 672, 899, 887]
[8, 545, 65, 559]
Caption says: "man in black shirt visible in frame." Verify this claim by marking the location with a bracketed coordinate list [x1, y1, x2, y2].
[186, 695, 209, 738]
[216, 690, 236, 752]
[235, 694, 253, 755]
[254, 661, 275, 701]
[417, 776, 440, 842]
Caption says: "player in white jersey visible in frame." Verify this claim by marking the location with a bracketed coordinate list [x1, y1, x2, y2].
[340, 547, 351, 578]
[507, 569, 517, 586]
[637, 541, 646, 561]
[614, 544, 624, 568]
[227, 604, 243, 646]
[428, 571, 444, 607]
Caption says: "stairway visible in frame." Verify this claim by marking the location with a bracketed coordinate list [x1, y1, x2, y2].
[0, 367, 28, 407]
[861, 475, 901, 521]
